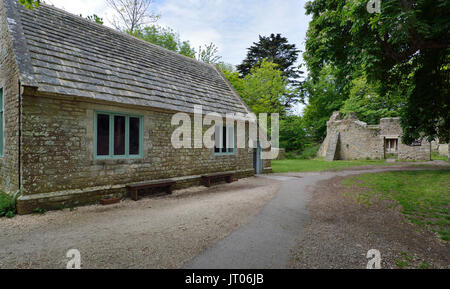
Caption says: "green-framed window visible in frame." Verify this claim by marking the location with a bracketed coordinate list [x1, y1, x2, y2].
[214, 125, 235, 155]
[94, 111, 143, 159]
[0, 88, 3, 157]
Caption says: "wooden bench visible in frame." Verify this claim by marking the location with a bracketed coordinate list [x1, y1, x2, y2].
[201, 172, 233, 187]
[126, 180, 176, 201]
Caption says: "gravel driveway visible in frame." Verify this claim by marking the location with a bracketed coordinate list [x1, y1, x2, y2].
[186, 165, 450, 269]
[289, 168, 450, 269]
[0, 177, 280, 269]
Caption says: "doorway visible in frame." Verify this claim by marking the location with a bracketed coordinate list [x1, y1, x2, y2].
[385, 138, 398, 158]
[253, 141, 262, 175]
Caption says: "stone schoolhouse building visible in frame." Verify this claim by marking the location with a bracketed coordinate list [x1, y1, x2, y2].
[0, 0, 270, 214]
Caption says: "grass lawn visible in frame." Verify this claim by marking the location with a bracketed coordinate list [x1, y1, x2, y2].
[431, 152, 449, 162]
[271, 158, 395, 173]
[342, 170, 450, 241]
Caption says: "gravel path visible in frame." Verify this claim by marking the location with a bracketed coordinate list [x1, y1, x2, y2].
[185, 174, 313, 269]
[289, 168, 450, 269]
[1, 163, 448, 269]
[0, 177, 280, 269]
[186, 165, 450, 269]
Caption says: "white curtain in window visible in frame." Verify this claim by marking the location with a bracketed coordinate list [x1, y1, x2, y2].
[227, 126, 234, 150]
[215, 125, 221, 149]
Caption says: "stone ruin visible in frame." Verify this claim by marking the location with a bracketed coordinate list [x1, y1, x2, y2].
[318, 112, 431, 161]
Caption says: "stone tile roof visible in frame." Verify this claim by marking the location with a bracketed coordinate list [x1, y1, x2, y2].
[3, 0, 249, 114]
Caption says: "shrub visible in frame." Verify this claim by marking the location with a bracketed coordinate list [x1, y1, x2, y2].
[0, 193, 16, 218]
[285, 144, 321, 160]
[298, 144, 321, 159]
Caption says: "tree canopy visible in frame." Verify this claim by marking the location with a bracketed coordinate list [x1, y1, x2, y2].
[80, 14, 104, 25]
[18, 0, 39, 9]
[302, 65, 346, 142]
[237, 34, 302, 82]
[341, 75, 406, 125]
[304, 0, 450, 143]
[222, 60, 299, 116]
[132, 26, 196, 58]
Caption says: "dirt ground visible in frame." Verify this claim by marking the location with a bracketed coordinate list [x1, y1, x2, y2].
[0, 177, 280, 269]
[289, 174, 450, 269]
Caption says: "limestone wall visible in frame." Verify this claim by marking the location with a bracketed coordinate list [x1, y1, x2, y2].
[319, 112, 431, 161]
[379, 117, 402, 136]
[398, 141, 431, 160]
[380, 117, 430, 161]
[0, 1, 20, 194]
[17, 93, 257, 212]
[438, 144, 449, 157]
[319, 112, 383, 160]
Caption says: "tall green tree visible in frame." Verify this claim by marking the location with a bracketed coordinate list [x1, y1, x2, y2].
[238, 34, 303, 109]
[341, 75, 406, 125]
[302, 65, 346, 142]
[221, 61, 306, 152]
[237, 34, 302, 81]
[304, 0, 450, 143]
[133, 26, 196, 58]
[279, 115, 309, 152]
[222, 60, 297, 115]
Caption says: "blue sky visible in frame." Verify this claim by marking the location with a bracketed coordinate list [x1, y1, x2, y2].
[45, 0, 312, 66]
[45, 0, 311, 114]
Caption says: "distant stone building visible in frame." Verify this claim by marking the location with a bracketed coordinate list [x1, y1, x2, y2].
[432, 141, 449, 158]
[0, 1, 271, 214]
[318, 112, 431, 161]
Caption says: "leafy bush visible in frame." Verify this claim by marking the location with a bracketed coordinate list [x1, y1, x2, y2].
[279, 115, 309, 152]
[298, 144, 321, 159]
[0, 193, 16, 218]
[285, 144, 321, 160]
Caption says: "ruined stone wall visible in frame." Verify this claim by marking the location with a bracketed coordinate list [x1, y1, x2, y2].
[379, 117, 402, 136]
[319, 113, 383, 160]
[17, 94, 256, 212]
[380, 117, 431, 161]
[431, 141, 439, 153]
[319, 112, 431, 161]
[438, 144, 449, 157]
[0, 1, 19, 194]
[398, 142, 431, 160]
[332, 120, 383, 160]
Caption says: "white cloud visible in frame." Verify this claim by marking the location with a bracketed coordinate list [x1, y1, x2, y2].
[44, 0, 311, 66]
[154, 0, 311, 66]
[43, 0, 311, 114]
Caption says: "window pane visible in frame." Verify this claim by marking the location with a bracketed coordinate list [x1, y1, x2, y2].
[214, 125, 221, 153]
[129, 117, 140, 155]
[114, 115, 125, 155]
[96, 114, 110, 156]
[227, 126, 234, 153]
[222, 126, 227, 153]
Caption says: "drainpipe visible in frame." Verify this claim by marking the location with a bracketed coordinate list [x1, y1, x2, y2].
[16, 79, 22, 203]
